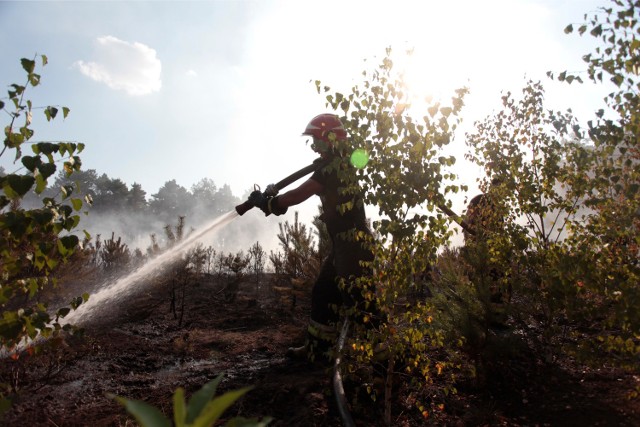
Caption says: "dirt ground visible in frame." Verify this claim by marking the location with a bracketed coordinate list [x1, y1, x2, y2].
[2, 274, 639, 426]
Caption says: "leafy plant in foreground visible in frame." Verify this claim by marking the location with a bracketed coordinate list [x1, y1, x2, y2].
[1, 56, 90, 415]
[111, 373, 271, 427]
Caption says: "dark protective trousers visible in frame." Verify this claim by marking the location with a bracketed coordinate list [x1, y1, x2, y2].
[310, 237, 375, 328]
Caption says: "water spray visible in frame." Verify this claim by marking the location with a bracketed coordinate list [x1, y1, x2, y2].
[64, 210, 240, 325]
[65, 159, 328, 326]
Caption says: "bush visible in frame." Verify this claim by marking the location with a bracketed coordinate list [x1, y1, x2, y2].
[0, 55, 89, 414]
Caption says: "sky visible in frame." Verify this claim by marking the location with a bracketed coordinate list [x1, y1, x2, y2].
[0, 0, 615, 241]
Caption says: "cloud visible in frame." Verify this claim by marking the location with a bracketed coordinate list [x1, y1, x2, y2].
[74, 36, 162, 96]
[186, 69, 198, 77]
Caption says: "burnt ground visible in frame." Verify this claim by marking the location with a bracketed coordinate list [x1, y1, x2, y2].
[1, 274, 639, 427]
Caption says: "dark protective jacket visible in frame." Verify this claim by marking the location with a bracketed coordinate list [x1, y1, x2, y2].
[310, 159, 370, 239]
[308, 157, 374, 326]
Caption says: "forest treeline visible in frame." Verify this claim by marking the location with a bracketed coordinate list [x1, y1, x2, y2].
[10, 167, 245, 245]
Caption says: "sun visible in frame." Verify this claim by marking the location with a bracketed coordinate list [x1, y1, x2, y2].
[389, 44, 471, 117]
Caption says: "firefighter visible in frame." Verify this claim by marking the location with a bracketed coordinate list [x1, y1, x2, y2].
[463, 180, 512, 327]
[248, 113, 375, 362]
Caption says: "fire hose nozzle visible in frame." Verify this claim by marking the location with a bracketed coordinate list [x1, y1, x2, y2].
[234, 158, 324, 216]
[235, 200, 254, 216]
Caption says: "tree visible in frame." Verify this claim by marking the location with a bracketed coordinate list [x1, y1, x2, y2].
[212, 183, 240, 215]
[275, 212, 318, 281]
[222, 250, 251, 302]
[461, 0, 640, 360]
[127, 182, 148, 213]
[315, 48, 467, 419]
[248, 241, 266, 283]
[558, 0, 640, 352]
[191, 178, 217, 206]
[98, 232, 131, 273]
[0, 56, 89, 357]
[150, 179, 193, 223]
[52, 168, 100, 206]
[191, 177, 217, 223]
[464, 80, 587, 335]
[92, 174, 130, 212]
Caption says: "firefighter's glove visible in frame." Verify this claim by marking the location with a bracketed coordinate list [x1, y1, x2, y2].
[248, 191, 288, 217]
[264, 183, 279, 197]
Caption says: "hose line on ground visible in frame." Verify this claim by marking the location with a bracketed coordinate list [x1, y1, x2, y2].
[334, 319, 355, 427]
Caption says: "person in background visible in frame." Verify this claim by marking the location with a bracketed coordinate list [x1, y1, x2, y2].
[463, 178, 512, 327]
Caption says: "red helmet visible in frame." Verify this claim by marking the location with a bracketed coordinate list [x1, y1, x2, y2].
[302, 114, 347, 143]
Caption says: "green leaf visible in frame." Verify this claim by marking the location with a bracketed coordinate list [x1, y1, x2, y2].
[612, 74, 624, 87]
[4, 175, 35, 198]
[41, 55, 48, 66]
[61, 184, 74, 198]
[21, 155, 40, 172]
[21, 58, 35, 73]
[58, 235, 79, 257]
[71, 198, 83, 211]
[192, 387, 253, 427]
[35, 174, 47, 194]
[56, 307, 71, 318]
[31, 209, 54, 226]
[44, 106, 58, 121]
[111, 395, 172, 427]
[38, 163, 57, 180]
[186, 375, 223, 423]
[33, 142, 59, 156]
[0, 309, 24, 341]
[590, 24, 602, 37]
[0, 396, 13, 418]
[564, 24, 573, 34]
[0, 195, 9, 210]
[30, 73, 41, 87]
[62, 107, 70, 119]
[173, 388, 187, 427]
[226, 417, 273, 427]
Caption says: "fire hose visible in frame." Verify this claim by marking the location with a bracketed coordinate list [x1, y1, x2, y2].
[235, 157, 325, 216]
[234, 157, 476, 235]
[334, 319, 355, 427]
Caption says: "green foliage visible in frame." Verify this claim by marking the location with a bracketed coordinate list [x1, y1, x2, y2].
[0, 55, 89, 417]
[560, 0, 640, 345]
[465, 80, 585, 333]
[317, 48, 467, 241]
[0, 56, 88, 351]
[466, 0, 640, 357]
[111, 373, 271, 427]
[99, 232, 131, 272]
[315, 48, 469, 417]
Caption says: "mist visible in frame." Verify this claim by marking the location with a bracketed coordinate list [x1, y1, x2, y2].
[30, 168, 318, 262]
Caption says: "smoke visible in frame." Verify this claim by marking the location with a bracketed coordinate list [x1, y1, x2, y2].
[74, 199, 314, 260]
